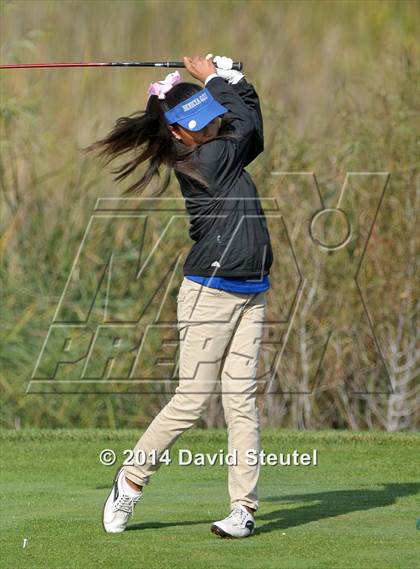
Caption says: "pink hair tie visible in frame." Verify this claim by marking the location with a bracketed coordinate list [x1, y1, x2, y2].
[147, 70, 181, 100]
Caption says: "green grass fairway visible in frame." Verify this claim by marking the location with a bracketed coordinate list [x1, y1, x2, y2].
[1, 429, 419, 569]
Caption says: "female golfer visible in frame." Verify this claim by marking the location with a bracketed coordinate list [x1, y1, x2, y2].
[89, 54, 273, 538]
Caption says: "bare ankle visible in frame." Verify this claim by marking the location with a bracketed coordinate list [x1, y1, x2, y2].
[125, 476, 143, 492]
[244, 506, 255, 515]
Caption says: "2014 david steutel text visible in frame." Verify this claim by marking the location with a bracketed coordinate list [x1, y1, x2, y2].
[99, 448, 318, 467]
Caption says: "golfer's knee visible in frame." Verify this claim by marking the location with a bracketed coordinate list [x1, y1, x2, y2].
[223, 396, 259, 422]
[167, 390, 211, 419]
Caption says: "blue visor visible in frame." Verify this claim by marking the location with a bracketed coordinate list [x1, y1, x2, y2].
[164, 87, 228, 132]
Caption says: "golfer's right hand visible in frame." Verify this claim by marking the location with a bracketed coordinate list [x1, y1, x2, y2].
[183, 55, 216, 83]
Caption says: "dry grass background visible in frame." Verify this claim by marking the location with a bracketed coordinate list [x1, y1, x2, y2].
[0, 0, 418, 429]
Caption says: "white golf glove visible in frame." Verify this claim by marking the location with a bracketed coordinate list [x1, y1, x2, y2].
[205, 53, 244, 84]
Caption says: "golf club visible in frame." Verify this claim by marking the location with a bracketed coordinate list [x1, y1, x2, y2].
[0, 59, 243, 70]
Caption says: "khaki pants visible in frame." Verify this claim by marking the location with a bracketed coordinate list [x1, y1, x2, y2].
[124, 276, 267, 512]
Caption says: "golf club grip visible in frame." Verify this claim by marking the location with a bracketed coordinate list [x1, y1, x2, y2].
[168, 61, 243, 71]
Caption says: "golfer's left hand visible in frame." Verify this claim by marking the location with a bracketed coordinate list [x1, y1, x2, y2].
[206, 54, 244, 84]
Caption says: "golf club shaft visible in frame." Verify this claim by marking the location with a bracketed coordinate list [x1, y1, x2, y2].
[0, 60, 243, 70]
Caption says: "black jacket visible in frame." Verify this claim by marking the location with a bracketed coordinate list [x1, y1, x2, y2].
[174, 75, 273, 278]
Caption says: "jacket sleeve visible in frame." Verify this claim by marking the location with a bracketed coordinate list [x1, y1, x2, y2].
[229, 77, 264, 166]
[194, 76, 263, 189]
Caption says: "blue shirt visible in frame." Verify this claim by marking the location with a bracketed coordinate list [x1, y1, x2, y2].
[185, 274, 270, 293]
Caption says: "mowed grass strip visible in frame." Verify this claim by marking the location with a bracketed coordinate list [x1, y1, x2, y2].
[0, 429, 419, 569]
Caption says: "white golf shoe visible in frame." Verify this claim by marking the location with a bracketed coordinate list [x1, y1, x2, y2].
[211, 504, 255, 538]
[102, 467, 143, 533]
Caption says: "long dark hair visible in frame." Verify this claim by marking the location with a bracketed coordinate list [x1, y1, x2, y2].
[83, 81, 237, 196]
